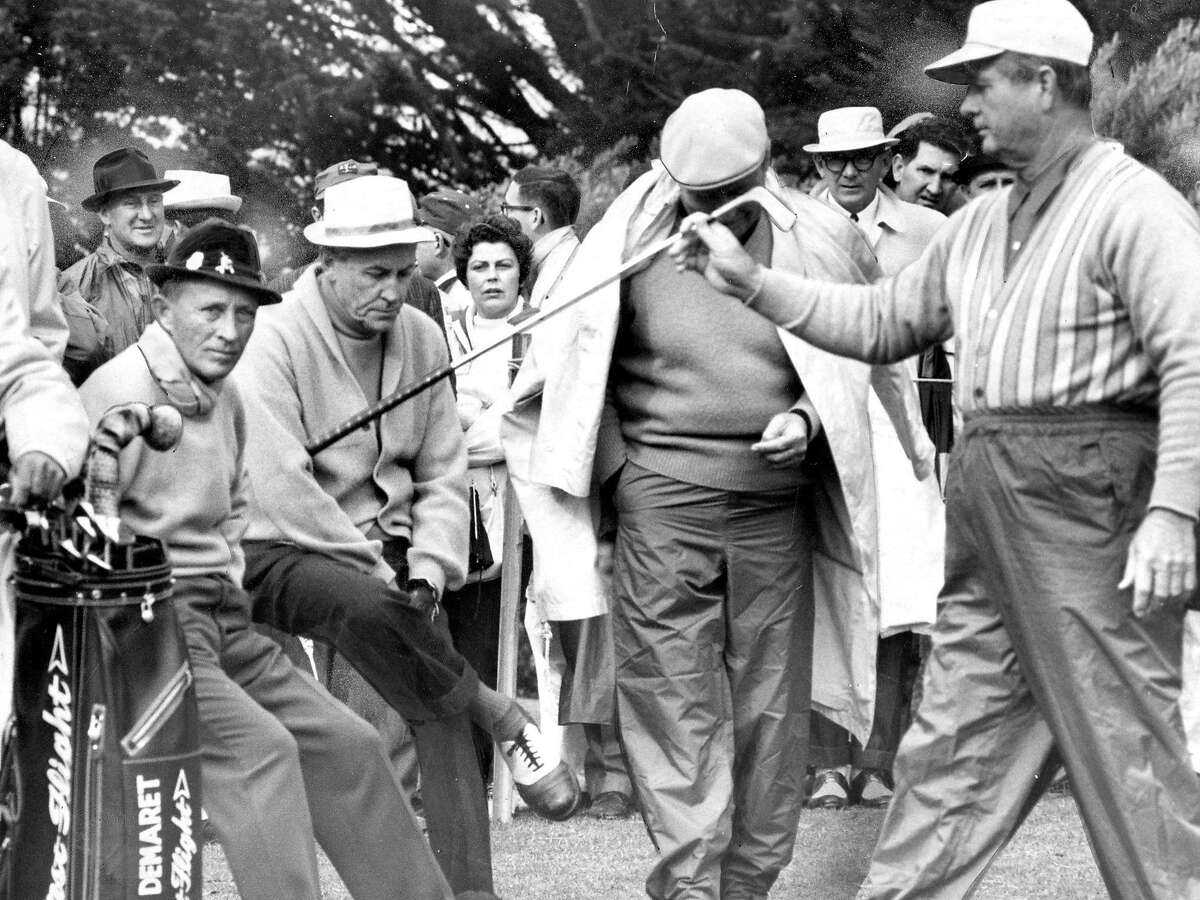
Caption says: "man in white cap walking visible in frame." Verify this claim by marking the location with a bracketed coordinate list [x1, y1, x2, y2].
[803, 106, 945, 812]
[503, 88, 931, 899]
[671, 1, 1200, 896]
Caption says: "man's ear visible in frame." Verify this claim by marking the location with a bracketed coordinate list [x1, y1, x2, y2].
[891, 154, 905, 182]
[150, 289, 172, 333]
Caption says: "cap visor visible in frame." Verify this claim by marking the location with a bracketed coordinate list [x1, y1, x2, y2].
[924, 43, 1004, 84]
[303, 222, 437, 248]
[802, 137, 899, 154]
[145, 264, 282, 305]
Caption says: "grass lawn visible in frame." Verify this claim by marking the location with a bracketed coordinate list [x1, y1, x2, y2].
[201, 791, 1106, 898]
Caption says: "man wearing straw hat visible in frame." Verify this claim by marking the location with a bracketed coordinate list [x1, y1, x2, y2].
[502, 88, 932, 899]
[234, 174, 580, 896]
[671, 0, 1200, 895]
[59, 148, 179, 361]
[162, 169, 243, 253]
[803, 106, 946, 811]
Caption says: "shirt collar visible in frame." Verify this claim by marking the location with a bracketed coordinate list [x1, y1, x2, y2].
[94, 234, 151, 273]
[1007, 136, 1098, 223]
[820, 187, 881, 234]
[532, 225, 576, 271]
[434, 270, 459, 291]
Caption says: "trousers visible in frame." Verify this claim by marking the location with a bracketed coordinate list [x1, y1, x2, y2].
[810, 632, 919, 772]
[243, 543, 493, 895]
[862, 408, 1200, 900]
[613, 462, 813, 900]
[175, 574, 451, 900]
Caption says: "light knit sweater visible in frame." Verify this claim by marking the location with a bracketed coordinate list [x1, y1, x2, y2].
[78, 331, 248, 584]
[234, 265, 468, 593]
[748, 142, 1200, 517]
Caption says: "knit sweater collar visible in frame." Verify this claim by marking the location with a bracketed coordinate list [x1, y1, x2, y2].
[136, 321, 222, 417]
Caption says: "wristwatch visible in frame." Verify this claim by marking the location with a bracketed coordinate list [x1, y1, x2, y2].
[406, 578, 440, 621]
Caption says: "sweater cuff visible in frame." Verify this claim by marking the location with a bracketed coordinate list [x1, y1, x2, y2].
[1149, 471, 1200, 521]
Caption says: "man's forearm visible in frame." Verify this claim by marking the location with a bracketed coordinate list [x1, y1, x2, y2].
[745, 265, 952, 365]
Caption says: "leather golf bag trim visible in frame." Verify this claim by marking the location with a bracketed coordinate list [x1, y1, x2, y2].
[0, 402, 201, 900]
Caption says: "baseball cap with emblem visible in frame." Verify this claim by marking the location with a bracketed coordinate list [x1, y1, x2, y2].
[660, 89, 770, 190]
[304, 175, 436, 248]
[803, 107, 900, 154]
[81, 148, 180, 212]
[314, 159, 379, 200]
[146, 219, 282, 305]
[924, 0, 1093, 84]
[418, 190, 479, 235]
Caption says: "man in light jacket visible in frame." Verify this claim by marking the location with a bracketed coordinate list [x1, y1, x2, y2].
[503, 89, 933, 900]
[804, 105, 947, 810]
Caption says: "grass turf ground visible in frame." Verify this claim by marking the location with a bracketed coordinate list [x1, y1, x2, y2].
[201, 791, 1106, 898]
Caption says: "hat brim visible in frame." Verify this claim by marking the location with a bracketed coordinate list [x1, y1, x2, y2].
[303, 221, 437, 248]
[802, 137, 899, 154]
[145, 264, 282, 306]
[81, 178, 182, 212]
[924, 43, 1005, 84]
[165, 197, 244, 214]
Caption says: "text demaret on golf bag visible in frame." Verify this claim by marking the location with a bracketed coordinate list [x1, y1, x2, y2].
[0, 402, 201, 900]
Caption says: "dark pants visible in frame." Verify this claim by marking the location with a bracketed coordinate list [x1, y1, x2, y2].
[243, 543, 493, 896]
[176, 575, 451, 900]
[612, 462, 814, 900]
[863, 408, 1200, 900]
[810, 632, 920, 772]
[442, 576, 502, 784]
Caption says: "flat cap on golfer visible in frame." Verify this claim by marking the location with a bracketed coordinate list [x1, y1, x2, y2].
[925, 0, 1093, 84]
[660, 89, 769, 190]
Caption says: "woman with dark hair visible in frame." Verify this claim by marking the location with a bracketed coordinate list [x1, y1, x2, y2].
[443, 214, 534, 784]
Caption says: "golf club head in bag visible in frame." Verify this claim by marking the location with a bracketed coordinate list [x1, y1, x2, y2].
[0, 401, 203, 900]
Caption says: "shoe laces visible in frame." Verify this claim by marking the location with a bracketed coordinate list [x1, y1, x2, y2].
[505, 728, 544, 772]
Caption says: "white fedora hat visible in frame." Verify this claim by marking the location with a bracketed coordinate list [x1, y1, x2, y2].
[803, 107, 899, 154]
[163, 170, 243, 214]
[925, 0, 1093, 84]
[304, 175, 435, 248]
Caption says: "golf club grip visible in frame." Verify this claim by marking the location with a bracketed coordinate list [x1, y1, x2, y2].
[305, 364, 455, 455]
[86, 403, 184, 518]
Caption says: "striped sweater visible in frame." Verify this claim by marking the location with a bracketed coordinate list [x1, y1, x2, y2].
[749, 142, 1200, 517]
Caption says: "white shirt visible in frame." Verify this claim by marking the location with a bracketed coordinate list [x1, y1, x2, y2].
[820, 188, 884, 249]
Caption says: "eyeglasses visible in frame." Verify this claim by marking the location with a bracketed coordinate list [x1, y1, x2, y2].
[816, 152, 883, 173]
[500, 203, 536, 216]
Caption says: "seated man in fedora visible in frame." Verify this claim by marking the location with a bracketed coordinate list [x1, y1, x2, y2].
[59, 147, 179, 364]
[78, 220, 456, 900]
[235, 175, 581, 895]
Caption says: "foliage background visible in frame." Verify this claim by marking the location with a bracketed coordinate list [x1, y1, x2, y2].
[0, 0, 1196, 270]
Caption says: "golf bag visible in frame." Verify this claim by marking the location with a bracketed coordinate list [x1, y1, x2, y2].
[0, 402, 202, 900]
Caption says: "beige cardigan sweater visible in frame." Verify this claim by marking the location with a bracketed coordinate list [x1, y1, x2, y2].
[235, 266, 468, 593]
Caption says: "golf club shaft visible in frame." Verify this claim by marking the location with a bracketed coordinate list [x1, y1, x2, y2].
[305, 191, 765, 455]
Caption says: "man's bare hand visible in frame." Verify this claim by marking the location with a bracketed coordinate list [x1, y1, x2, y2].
[8, 451, 66, 509]
[752, 412, 810, 469]
[1119, 507, 1197, 617]
[669, 214, 765, 301]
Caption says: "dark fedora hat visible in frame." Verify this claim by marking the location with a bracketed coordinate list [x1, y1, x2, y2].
[146, 219, 281, 305]
[81, 148, 180, 212]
